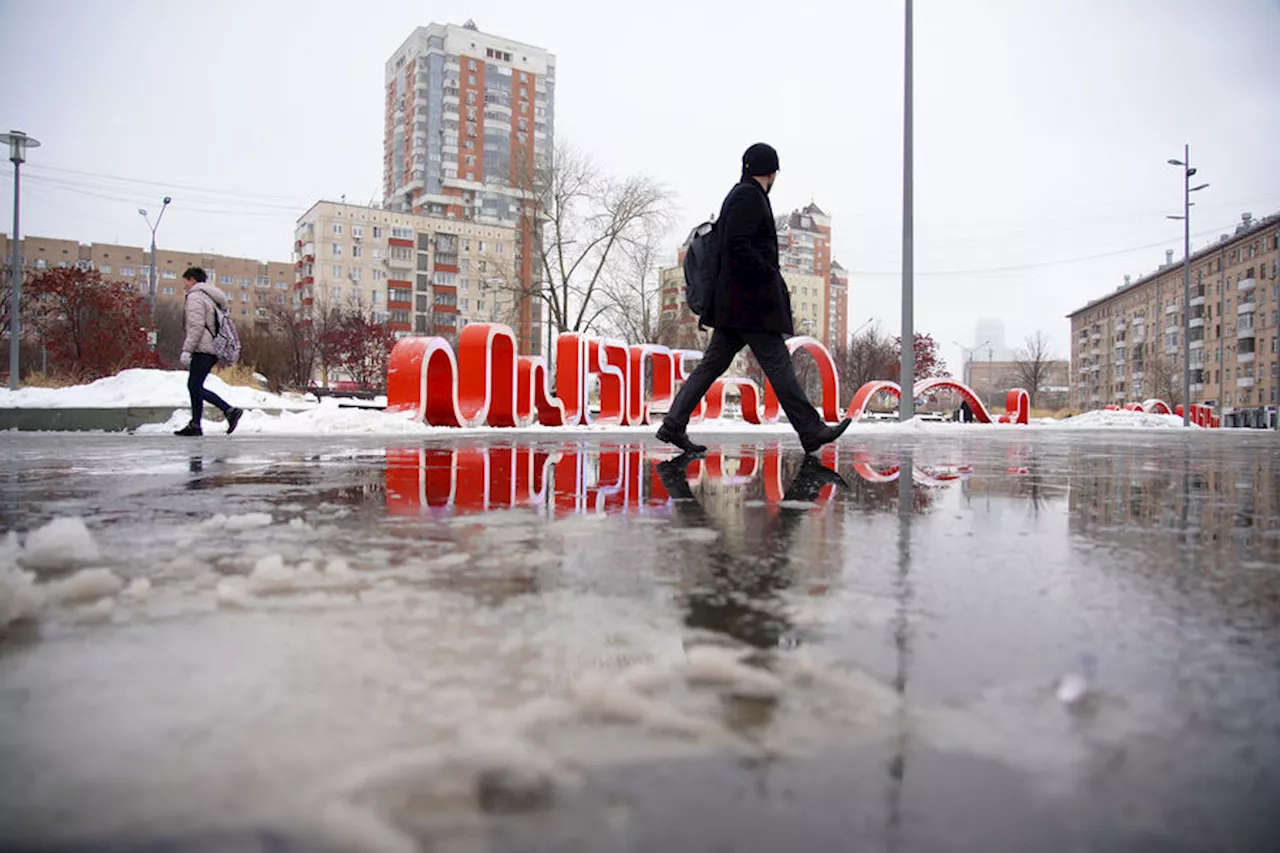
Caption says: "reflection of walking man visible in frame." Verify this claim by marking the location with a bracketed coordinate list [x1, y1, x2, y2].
[656, 143, 851, 457]
[657, 452, 847, 649]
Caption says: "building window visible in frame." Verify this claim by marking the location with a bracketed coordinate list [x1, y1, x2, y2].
[100, 264, 112, 274]
[162, 286, 175, 295]
[239, 278, 251, 287]
[332, 243, 343, 256]
[241, 292, 250, 303]
[352, 246, 363, 258]
[332, 223, 343, 235]
[391, 226, 413, 240]
[257, 276, 269, 287]
[351, 267, 363, 281]
[352, 226, 363, 239]
[372, 227, 383, 239]
[275, 280, 288, 289]
[121, 266, 135, 276]
[162, 270, 177, 280]
[332, 265, 342, 277]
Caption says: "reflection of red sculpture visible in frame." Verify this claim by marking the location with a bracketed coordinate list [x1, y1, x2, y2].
[845, 377, 1030, 425]
[386, 443, 968, 518]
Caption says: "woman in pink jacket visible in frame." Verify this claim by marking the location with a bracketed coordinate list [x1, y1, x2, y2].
[176, 267, 243, 437]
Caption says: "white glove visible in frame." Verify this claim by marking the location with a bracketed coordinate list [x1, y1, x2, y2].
[180, 352, 192, 367]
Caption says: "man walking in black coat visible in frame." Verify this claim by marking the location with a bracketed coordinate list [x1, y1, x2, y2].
[656, 143, 852, 455]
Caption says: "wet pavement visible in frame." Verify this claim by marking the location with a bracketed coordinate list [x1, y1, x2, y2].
[1, 429, 1279, 852]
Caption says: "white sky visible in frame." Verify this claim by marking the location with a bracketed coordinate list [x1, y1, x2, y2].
[2, 0, 1278, 371]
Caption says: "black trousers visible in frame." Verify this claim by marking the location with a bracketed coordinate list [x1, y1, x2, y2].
[662, 328, 824, 437]
[188, 352, 231, 426]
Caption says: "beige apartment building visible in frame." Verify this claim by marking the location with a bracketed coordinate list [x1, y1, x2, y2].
[294, 201, 527, 349]
[0, 233, 293, 325]
[966, 358, 1070, 410]
[1067, 212, 1280, 415]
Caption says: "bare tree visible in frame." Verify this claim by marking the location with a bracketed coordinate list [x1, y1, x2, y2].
[1013, 331, 1055, 407]
[843, 323, 899, 399]
[599, 218, 679, 343]
[503, 142, 675, 340]
[152, 301, 187, 368]
[1148, 353, 1181, 406]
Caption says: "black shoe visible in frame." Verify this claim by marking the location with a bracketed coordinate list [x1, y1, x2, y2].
[225, 407, 244, 435]
[656, 423, 707, 455]
[655, 453, 699, 501]
[800, 418, 852, 454]
[174, 422, 203, 437]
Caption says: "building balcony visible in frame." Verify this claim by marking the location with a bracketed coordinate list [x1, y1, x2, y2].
[1191, 383, 1205, 392]
[1165, 324, 1179, 335]
[1237, 351, 1255, 365]
[1132, 332, 1146, 344]
[1166, 304, 1178, 315]
[1189, 317, 1205, 329]
[1189, 290, 1206, 307]
[1090, 347, 1100, 357]
[384, 255, 414, 271]
[1237, 325, 1256, 340]
[1166, 343, 1179, 355]
[1237, 299, 1256, 314]
[1190, 338, 1205, 349]
[1238, 277, 1256, 293]
[1237, 376, 1255, 388]
[1116, 389, 1128, 399]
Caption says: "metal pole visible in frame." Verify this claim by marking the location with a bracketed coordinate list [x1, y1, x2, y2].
[149, 230, 158, 307]
[1181, 143, 1191, 427]
[899, 0, 915, 421]
[8, 160, 20, 390]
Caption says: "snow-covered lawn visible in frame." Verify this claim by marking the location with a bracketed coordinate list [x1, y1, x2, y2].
[0, 369, 310, 411]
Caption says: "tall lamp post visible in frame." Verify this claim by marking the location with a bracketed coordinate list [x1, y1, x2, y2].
[899, 0, 915, 421]
[139, 197, 172, 309]
[1166, 145, 1209, 427]
[2, 130, 40, 391]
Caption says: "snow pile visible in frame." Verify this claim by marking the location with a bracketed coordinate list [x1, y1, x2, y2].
[0, 368, 308, 411]
[19, 517, 102, 571]
[201, 513, 274, 531]
[216, 553, 367, 606]
[0, 565, 43, 629]
[0, 520, 128, 629]
[1052, 410, 1194, 430]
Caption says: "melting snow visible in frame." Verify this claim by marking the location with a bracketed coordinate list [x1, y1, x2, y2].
[19, 517, 101, 571]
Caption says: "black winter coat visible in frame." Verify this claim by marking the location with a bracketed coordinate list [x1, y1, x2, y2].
[703, 178, 794, 336]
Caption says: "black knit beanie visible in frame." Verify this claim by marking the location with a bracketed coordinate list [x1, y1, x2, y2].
[742, 143, 780, 177]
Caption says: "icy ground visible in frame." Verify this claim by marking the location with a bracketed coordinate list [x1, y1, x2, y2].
[1, 430, 1278, 852]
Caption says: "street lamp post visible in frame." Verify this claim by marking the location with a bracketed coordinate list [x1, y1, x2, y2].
[2, 130, 40, 391]
[139, 197, 172, 309]
[1167, 146, 1209, 427]
[899, 0, 915, 421]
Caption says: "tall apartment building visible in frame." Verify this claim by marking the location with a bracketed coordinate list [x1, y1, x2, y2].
[658, 200, 850, 352]
[383, 19, 554, 354]
[294, 201, 524, 345]
[1067, 212, 1280, 416]
[0, 233, 293, 325]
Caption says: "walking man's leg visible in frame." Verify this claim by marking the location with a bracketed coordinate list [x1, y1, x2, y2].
[657, 329, 744, 453]
[744, 333, 851, 453]
[179, 353, 243, 437]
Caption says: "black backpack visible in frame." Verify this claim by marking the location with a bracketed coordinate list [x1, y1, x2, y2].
[682, 219, 719, 321]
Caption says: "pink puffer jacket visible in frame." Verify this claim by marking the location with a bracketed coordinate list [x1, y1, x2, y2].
[181, 282, 230, 356]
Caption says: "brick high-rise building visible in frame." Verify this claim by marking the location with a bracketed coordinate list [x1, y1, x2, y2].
[383, 19, 554, 354]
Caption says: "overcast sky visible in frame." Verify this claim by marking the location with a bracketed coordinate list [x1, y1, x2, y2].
[2, 0, 1278, 370]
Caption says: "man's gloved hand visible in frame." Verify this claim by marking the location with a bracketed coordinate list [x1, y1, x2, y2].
[180, 352, 192, 367]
